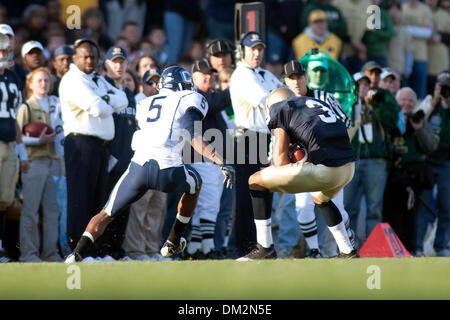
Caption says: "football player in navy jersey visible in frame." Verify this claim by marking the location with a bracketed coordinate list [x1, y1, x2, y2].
[0, 33, 29, 260]
[0, 32, 29, 182]
[283, 60, 356, 258]
[237, 87, 358, 260]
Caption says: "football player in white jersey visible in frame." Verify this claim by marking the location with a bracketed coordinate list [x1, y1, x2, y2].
[65, 66, 235, 263]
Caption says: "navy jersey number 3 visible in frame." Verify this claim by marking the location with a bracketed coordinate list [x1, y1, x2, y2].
[267, 96, 354, 167]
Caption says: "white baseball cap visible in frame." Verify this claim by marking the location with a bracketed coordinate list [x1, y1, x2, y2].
[353, 71, 370, 83]
[380, 68, 395, 80]
[21, 40, 44, 58]
[0, 24, 14, 37]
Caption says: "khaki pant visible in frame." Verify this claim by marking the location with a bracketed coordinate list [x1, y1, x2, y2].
[19, 158, 61, 262]
[122, 189, 167, 258]
[261, 161, 355, 203]
[0, 141, 18, 205]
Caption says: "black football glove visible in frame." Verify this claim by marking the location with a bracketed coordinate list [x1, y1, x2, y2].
[220, 164, 235, 189]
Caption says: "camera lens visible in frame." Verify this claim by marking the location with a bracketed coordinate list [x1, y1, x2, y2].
[441, 86, 450, 99]
[411, 110, 425, 123]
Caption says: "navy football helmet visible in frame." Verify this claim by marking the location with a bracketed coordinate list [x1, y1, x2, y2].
[158, 66, 195, 92]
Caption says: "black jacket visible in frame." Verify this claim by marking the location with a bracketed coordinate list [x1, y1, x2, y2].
[105, 76, 138, 173]
[190, 88, 232, 163]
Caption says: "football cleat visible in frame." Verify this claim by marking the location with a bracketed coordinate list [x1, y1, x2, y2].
[184, 250, 206, 260]
[306, 249, 323, 258]
[347, 227, 356, 249]
[160, 237, 187, 258]
[414, 249, 424, 257]
[336, 249, 359, 259]
[220, 247, 229, 258]
[203, 249, 224, 260]
[276, 249, 291, 259]
[64, 252, 82, 264]
[236, 244, 277, 261]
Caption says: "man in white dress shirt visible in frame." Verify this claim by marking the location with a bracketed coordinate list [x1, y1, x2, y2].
[59, 39, 128, 254]
[229, 31, 282, 257]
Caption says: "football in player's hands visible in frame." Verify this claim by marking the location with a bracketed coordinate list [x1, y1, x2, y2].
[289, 145, 308, 163]
[23, 122, 54, 137]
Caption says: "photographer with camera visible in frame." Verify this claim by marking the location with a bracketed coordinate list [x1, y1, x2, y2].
[343, 61, 400, 247]
[382, 87, 438, 254]
[415, 73, 450, 257]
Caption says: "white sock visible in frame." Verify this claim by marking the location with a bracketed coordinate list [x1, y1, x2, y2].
[328, 221, 353, 254]
[202, 238, 215, 254]
[187, 241, 201, 255]
[254, 218, 273, 248]
[304, 235, 319, 251]
[187, 225, 201, 254]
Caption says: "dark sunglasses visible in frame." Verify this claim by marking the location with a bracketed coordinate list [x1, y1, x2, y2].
[145, 79, 157, 85]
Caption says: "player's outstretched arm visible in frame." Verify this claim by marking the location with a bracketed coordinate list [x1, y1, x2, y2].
[190, 135, 223, 166]
[272, 128, 291, 167]
[190, 136, 235, 189]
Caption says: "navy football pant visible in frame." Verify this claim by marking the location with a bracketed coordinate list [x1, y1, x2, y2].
[104, 160, 201, 217]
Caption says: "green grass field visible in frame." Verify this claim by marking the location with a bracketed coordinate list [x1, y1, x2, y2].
[1, 258, 449, 300]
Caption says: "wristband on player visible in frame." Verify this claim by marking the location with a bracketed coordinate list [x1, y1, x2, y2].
[16, 142, 28, 160]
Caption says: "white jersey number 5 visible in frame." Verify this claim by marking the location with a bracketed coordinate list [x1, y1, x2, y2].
[146, 96, 166, 122]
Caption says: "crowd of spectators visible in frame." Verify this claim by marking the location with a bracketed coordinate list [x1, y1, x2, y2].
[0, 0, 449, 262]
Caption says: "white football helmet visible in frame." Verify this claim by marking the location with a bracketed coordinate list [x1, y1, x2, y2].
[0, 33, 13, 69]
